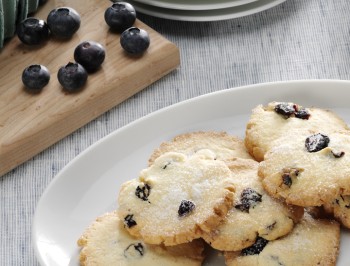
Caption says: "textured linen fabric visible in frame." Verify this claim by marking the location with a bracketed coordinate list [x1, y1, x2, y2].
[1, 0, 350, 265]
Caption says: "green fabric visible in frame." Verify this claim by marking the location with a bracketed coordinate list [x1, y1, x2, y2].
[27, 0, 38, 15]
[3, 0, 17, 39]
[0, 0, 4, 48]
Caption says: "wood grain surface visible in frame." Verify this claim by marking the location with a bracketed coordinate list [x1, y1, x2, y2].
[0, 0, 180, 176]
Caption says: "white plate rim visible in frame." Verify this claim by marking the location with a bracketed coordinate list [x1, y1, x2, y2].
[132, 0, 258, 11]
[129, 0, 287, 22]
[32, 79, 350, 266]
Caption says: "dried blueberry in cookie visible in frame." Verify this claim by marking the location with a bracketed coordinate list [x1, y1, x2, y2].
[135, 183, 151, 201]
[336, 195, 350, 208]
[282, 173, 292, 187]
[274, 103, 310, 120]
[305, 133, 330, 152]
[294, 108, 310, 119]
[281, 167, 302, 188]
[124, 214, 137, 228]
[124, 243, 144, 258]
[178, 200, 196, 217]
[235, 188, 262, 213]
[331, 150, 345, 158]
[162, 161, 172, 169]
[241, 237, 268, 256]
[274, 103, 295, 118]
[265, 221, 277, 231]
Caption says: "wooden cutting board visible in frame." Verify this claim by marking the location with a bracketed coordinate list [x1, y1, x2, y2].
[0, 0, 180, 176]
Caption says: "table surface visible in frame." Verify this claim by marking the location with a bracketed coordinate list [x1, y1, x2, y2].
[2, 0, 350, 265]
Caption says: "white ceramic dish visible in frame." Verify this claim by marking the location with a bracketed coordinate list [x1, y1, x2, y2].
[33, 80, 350, 265]
[129, 0, 286, 22]
[132, 0, 258, 11]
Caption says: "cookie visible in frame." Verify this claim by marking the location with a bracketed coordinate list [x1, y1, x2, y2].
[224, 214, 340, 266]
[148, 131, 252, 165]
[305, 206, 334, 220]
[323, 195, 350, 228]
[245, 102, 349, 161]
[118, 150, 235, 246]
[78, 211, 205, 265]
[201, 158, 303, 251]
[259, 131, 350, 207]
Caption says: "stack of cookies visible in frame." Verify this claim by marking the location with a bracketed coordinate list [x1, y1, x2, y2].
[77, 102, 347, 265]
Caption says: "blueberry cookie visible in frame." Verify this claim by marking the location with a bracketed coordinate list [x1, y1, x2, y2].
[201, 158, 303, 251]
[78, 212, 205, 265]
[224, 214, 340, 266]
[148, 131, 252, 165]
[259, 131, 350, 207]
[118, 150, 235, 246]
[245, 102, 349, 161]
[323, 195, 350, 228]
[307, 198, 350, 229]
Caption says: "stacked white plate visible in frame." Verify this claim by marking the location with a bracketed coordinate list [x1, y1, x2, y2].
[128, 0, 287, 22]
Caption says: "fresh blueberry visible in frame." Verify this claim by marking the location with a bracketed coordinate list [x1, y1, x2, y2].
[22, 64, 50, 92]
[17, 18, 50, 45]
[104, 2, 136, 32]
[57, 62, 87, 92]
[120, 27, 150, 55]
[47, 7, 81, 38]
[74, 41, 106, 72]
